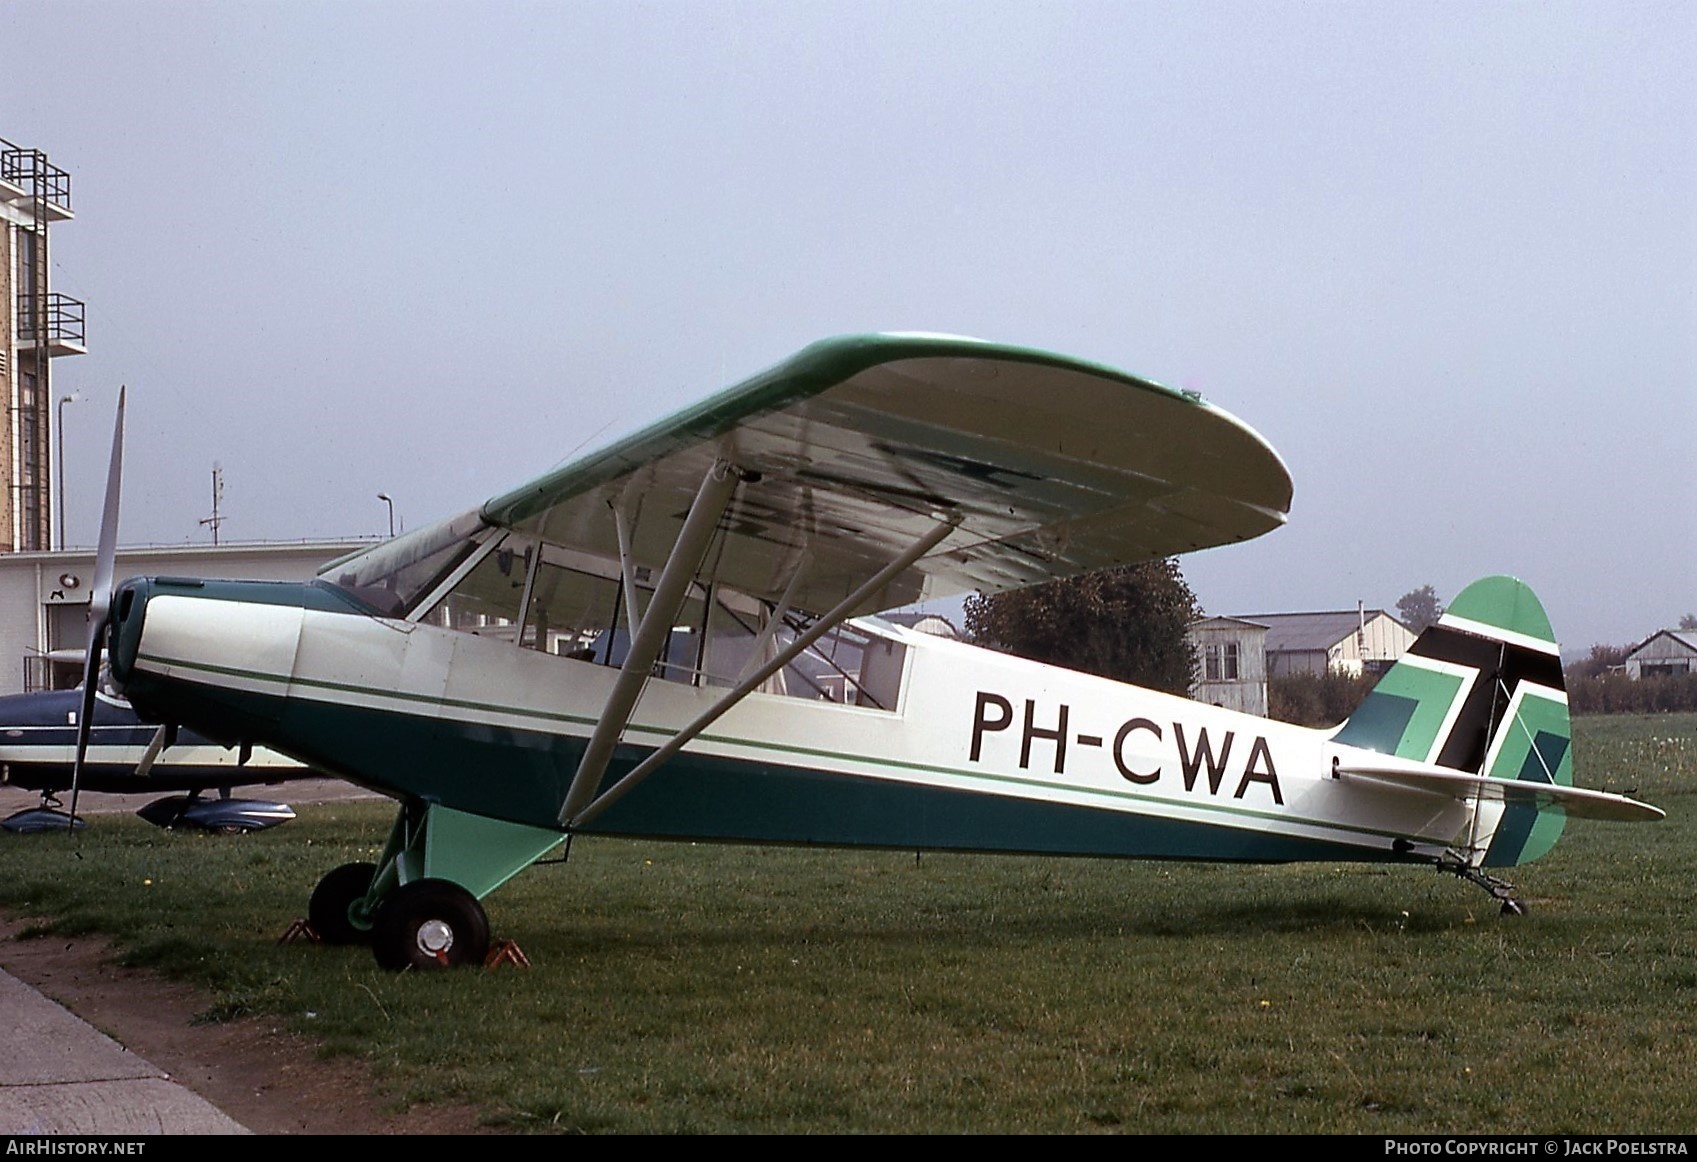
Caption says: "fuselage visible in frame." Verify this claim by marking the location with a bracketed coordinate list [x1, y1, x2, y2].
[107, 575, 1478, 864]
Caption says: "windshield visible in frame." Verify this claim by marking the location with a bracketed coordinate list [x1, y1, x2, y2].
[319, 507, 490, 616]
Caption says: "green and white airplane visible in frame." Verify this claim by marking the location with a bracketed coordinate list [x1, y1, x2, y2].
[74, 335, 1659, 969]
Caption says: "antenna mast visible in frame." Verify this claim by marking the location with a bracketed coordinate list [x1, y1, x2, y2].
[198, 462, 224, 545]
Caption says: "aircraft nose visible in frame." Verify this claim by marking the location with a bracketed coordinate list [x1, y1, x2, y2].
[107, 578, 149, 686]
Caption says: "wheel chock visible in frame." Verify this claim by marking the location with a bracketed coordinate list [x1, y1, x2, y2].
[279, 918, 322, 945]
[484, 939, 531, 969]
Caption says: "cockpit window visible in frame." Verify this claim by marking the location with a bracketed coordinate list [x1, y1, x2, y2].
[420, 538, 533, 639]
[398, 528, 913, 712]
[319, 508, 491, 617]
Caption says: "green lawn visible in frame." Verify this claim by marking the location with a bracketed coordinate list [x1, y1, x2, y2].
[1, 713, 1692, 1133]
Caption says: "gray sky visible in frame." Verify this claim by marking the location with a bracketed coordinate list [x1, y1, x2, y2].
[4, 0, 1692, 650]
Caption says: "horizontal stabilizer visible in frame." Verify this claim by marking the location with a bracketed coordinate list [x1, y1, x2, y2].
[1334, 757, 1663, 823]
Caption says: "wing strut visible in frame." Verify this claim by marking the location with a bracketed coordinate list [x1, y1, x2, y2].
[560, 461, 743, 822]
[611, 492, 647, 640]
[565, 512, 961, 830]
[736, 559, 806, 685]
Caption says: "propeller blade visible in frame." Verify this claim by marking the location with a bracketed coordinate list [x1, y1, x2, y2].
[68, 388, 126, 828]
[89, 387, 126, 627]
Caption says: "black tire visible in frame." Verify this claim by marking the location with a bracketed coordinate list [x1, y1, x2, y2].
[371, 879, 490, 970]
[308, 861, 379, 946]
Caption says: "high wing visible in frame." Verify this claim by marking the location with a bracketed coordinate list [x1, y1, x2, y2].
[480, 333, 1292, 616]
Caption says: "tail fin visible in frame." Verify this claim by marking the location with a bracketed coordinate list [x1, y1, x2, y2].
[1334, 576, 1571, 866]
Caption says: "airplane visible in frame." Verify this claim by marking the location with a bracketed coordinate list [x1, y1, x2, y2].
[0, 677, 308, 833]
[61, 333, 1656, 969]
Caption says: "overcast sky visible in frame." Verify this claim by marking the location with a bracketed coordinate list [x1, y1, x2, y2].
[3, 1, 1692, 649]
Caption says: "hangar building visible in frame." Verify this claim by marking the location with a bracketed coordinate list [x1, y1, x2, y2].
[0, 540, 374, 694]
[1238, 608, 1415, 679]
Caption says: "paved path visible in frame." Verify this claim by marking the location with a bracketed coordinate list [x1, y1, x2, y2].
[0, 967, 248, 1135]
[0, 777, 383, 1135]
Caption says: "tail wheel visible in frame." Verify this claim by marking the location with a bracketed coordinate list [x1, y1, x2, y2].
[308, 861, 378, 946]
[372, 879, 490, 970]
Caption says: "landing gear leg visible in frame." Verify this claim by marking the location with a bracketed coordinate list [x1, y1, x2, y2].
[307, 799, 563, 970]
[1439, 855, 1527, 916]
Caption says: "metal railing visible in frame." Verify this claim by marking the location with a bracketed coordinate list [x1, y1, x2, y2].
[16, 293, 86, 348]
[1, 147, 72, 211]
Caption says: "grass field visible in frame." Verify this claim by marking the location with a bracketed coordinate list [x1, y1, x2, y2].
[1, 713, 1693, 1133]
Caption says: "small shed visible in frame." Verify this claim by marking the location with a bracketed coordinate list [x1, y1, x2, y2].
[1624, 630, 1697, 679]
[1188, 616, 1269, 715]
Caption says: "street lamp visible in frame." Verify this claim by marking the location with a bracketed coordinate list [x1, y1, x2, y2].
[378, 493, 395, 538]
[56, 392, 79, 550]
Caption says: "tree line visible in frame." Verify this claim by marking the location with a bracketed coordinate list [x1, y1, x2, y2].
[1564, 641, 1697, 714]
[962, 569, 1697, 726]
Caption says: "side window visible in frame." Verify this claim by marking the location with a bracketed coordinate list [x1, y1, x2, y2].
[856, 635, 908, 710]
[423, 541, 532, 638]
[519, 557, 617, 658]
[416, 536, 908, 711]
[785, 622, 907, 709]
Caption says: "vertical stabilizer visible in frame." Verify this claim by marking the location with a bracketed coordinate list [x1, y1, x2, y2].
[1334, 576, 1570, 866]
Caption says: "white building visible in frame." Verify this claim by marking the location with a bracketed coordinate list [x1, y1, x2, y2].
[0, 540, 375, 693]
[1234, 608, 1415, 679]
[1624, 630, 1697, 680]
[1188, 615, 1269, 715]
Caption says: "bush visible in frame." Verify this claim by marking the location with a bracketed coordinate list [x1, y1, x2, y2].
[1268, 670, 1376, 728]
[1567, 671, 1697, 715]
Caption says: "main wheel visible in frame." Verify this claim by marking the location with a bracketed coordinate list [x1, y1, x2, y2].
[308, 861, 379, 945]
[372, 879, 490, 970]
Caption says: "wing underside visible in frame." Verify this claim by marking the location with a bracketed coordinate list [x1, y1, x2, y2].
[479, 334, 1293, 616]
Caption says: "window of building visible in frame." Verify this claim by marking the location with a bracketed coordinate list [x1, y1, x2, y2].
[1204, 641, 1240, 682]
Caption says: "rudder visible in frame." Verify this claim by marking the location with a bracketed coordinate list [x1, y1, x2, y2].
[1334, 576, 1571, 866]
